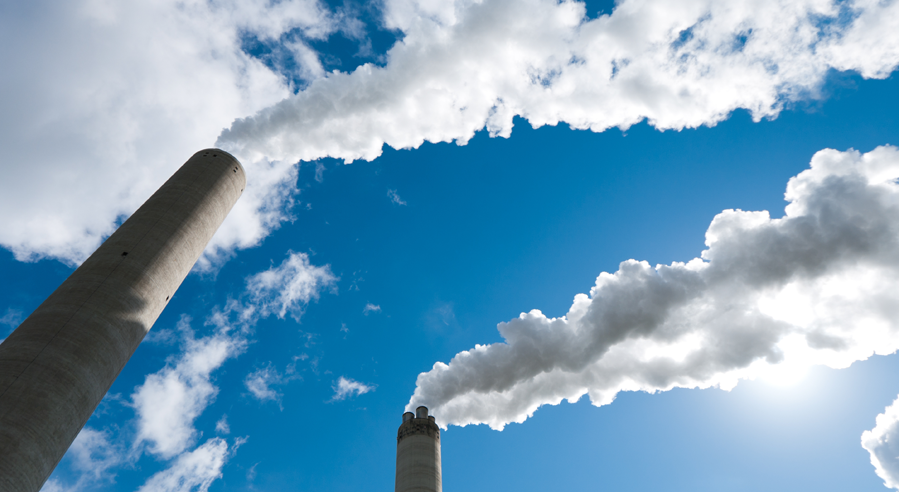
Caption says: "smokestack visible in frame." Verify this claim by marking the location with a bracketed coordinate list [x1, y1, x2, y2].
[0, 149, 246, 492]
[395, 406, 442, 492]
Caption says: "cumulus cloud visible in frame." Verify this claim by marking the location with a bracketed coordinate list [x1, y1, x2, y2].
[862, 396, 899, 490]
[0, 0, 346, 265]
[407, 145, 899, 430]
[331, 376, 376, 401]
[8, 0, 899, 267]
[136, 438, 242, 492]
[218, 0, 899, 167]
[132, 318, 247, 458]
[245, 252, 337, 321]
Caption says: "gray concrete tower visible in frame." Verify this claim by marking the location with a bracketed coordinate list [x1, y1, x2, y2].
[395, 406, 442, 492]
[0, 149, 246, 492]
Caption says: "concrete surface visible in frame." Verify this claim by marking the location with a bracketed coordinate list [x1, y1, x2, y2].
[396, 407, 442, 492]
[0, 149, 245, 492]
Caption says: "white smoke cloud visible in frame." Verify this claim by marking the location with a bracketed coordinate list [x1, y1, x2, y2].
[217, 0, 899, 166]
[406, 145, 899, 430]
[0, 0, 341, 265]
[6, 0, 899, 267]
[862, 396, 899, 490]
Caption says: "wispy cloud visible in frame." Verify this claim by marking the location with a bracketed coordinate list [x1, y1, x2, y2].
[245, 366, 283, 402]
[244, 362, 302, 408]
[117, 249, 335, 489]
[425, 301, 456, 332]
[136, 437, 244, 492]
[67, 427, 127, 486]
[246, 252, 337, 321]
[408, 145, 899, 431]
[387, 189, 407, 206]
[132, 317, 247, 459]
[0, 307, 23, 329]
[330, 376, 375, 401]
[363, 303, 381, 315]
[215, 415, 230, 435]
[43, 426, 129, 492]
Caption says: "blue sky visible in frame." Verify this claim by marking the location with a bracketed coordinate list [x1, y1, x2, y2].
[3, 0, 899, 491]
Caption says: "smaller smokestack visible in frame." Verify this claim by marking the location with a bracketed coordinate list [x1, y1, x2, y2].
[395, 408, 442, 492]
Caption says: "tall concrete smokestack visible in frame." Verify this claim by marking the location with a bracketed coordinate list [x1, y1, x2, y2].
[395, 406, 442, 492]
[0, 149, 246, 492]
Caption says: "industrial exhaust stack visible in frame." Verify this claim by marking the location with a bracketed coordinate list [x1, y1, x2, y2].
[0, 149, 246, 492]
[395, 406, 442, 492]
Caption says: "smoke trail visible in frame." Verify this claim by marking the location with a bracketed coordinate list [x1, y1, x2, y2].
[217, 0, 899, 165]
[406, 145, 899, 430]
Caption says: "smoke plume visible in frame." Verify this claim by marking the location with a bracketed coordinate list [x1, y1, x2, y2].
[407, 145, 899, 430]
[218, 0, 899, 165]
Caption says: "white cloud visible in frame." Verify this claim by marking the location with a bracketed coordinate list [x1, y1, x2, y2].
[331, 376, 375, 401]
[863, 395, 899, 490]
[131, 250, 332, 471]
[35, 250, 335, 490]
[215, 415, 230, 435]
[136, 437, 241, 492]
[387, 189, 407, 206]
[7, 0, 899, 267]
[39, 479, 66, 492]
[66, 427, 126, 486]
[0, 0, 342, 265]
[407, 145, 899, 430]
[41, 426, 127, 492]
[246, 252, 338, 321]
[132, 318, 247, 459]
[218, 0, 899, 168]
[363, 303, 381, 315]
[245, 366, 283, 402]
[0, 308, 23, 329]
[244, 362, 301, 406]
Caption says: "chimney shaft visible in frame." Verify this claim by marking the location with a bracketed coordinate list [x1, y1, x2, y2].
[0, 149, 246, 492]
[395, 407, 442, 492]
